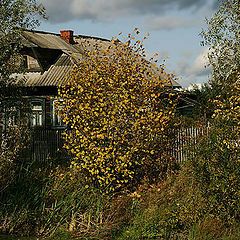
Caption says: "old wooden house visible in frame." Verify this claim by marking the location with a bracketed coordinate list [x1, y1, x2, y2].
[1, 29, 182, 162]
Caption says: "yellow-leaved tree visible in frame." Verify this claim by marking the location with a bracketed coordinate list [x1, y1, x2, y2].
[188, 0, 240, 223]
[57, 30, 179, 192]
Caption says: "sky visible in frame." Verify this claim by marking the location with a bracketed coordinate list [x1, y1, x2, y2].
[37, 0, 219, 88]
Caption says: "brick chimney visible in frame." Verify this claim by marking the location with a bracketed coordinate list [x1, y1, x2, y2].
[60, 30, 74, 44]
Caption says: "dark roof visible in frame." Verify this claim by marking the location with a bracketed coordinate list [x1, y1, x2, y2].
[21, 30, 84, 57]
[26, 54, 72, 86]
[17, 30, 181, 88]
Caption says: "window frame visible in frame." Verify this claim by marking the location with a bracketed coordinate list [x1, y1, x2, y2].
[29, 97, 45, 128]
[50, 98, 67, 129]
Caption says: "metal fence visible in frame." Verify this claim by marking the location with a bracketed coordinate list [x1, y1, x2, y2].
[23, 127, 210, 163]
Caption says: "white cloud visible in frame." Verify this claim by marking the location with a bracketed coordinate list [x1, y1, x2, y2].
[177, 48, 211, 77]
[188, 47, 210, 76]
[187, 83, 203, 91]
[176, 48, 212, 87]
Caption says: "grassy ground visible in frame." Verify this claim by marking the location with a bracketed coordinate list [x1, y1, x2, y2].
[1, 161, 240, 239]
[1, 123, 240, 239]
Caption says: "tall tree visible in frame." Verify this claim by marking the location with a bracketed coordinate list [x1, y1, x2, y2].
[200, 0, 240, 98]
[179, 1, 240, 224]
[57, 31, 179, 192]
[201, 0, 239, 125]
[0, 0, 46, 84]
[0, 0, 46, 127]
[0, 1, 46, 190]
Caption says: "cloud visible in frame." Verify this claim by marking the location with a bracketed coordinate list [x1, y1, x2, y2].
[188, 48, 210, 76]
[176, 48, 212, 87]
[146, 16, 200, 31]
[40, 0, 217, 23]
[178, 48, 210, 77]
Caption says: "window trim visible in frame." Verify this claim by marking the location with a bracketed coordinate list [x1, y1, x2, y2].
[50, 98, 67, 129]
[29, 97, 45, 128]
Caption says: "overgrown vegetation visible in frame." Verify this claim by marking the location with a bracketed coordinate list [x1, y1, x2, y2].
[0, 0, 46, 197]
[1, 0, 240, 239]
[0, 0, 46, 84]
[57, 29, 179, 192]
[0, 126, 29, 192]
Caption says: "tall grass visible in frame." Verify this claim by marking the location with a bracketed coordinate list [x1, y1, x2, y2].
[1, 121, 240, 239]
[1, 158, 240, 239]
[0, 161, 133, 238]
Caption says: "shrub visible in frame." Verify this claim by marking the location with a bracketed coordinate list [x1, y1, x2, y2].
[57, 30, 179, 192]
[0, 126, 29, 192]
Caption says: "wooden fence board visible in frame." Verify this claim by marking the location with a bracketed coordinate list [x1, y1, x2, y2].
[27, 129, 68, 162]
[22, 127, 210, 163]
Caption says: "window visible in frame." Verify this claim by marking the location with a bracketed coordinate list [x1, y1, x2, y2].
[30, 98, 45, 127]
[51, 99, 66, 128]
[25, 55, 41, 71]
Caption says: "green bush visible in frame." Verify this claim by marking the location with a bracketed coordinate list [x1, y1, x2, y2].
[0, 126, 29, 192]
[1, 121, 239, 239]
[188, 122, 240, 224]
[0, 163, 133, 238]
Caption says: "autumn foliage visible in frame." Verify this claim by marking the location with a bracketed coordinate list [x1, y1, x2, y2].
[57, 30, 178, 191]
